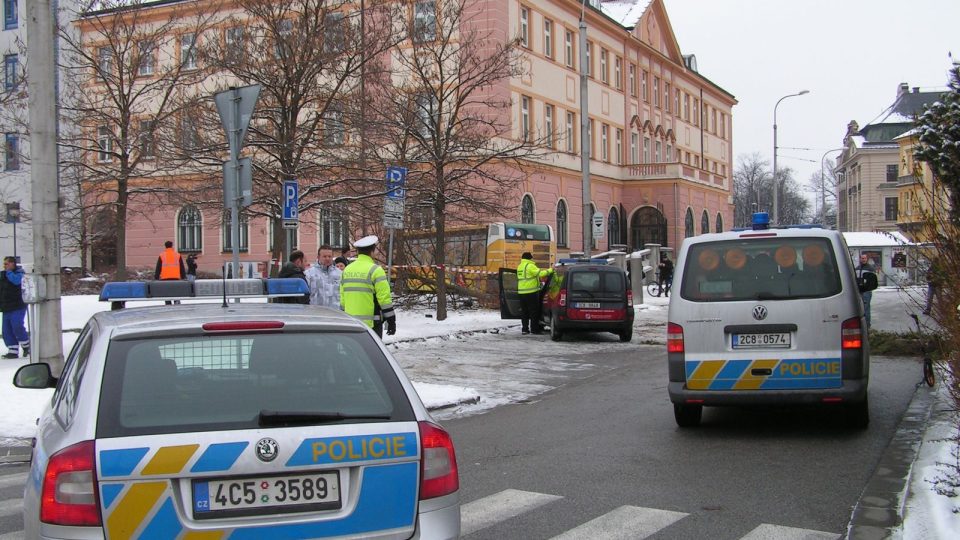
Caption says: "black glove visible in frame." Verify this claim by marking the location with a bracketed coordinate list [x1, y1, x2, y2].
[386, 317, 397, 336]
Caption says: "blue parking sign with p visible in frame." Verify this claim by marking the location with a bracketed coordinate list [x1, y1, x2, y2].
[283, 180, 298, 220]
[386, 166, 407, 200]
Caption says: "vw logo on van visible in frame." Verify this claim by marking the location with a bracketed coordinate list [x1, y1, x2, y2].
[752, 305, 768, 321]
[255, 438, 279, 462]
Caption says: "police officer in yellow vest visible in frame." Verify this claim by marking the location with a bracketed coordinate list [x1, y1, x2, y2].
[340, 235, 396, 338]
[517, 251, 553, 334]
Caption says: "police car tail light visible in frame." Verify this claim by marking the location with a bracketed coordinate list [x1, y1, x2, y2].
[559, 289, 567, 307]
[418, 421, 459, 500]
[667, 322, 684, 353]
[841, 317, 863, 350]
[626, 288, 634, 308]
[41, 440, 101, 526]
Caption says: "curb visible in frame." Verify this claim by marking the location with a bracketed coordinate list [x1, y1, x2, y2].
[845, 384, 937, 539]
[0, 438, 32, 464]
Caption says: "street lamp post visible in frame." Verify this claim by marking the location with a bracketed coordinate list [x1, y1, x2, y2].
[579, 0, 591, 257]
[772, 90, 809, 225]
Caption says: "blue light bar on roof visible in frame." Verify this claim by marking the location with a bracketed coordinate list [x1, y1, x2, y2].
[752, 212, 770, 230]
[266, 278, 310, 296]
[99, 282, 148, 302]
[99, 278, 309, 302]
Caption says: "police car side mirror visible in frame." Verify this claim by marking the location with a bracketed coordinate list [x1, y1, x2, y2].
[13, 363, 57, 389]
[857, 271, 878, 293]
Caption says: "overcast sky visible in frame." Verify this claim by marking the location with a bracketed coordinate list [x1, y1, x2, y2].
[663, 0, 959, 199]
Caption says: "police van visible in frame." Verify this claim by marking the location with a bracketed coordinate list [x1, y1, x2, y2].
[667, 213, 877, 428]
[13, 278, 460, 539]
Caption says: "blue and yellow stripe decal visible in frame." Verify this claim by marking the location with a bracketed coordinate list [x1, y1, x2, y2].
[686, 358, 842, 390]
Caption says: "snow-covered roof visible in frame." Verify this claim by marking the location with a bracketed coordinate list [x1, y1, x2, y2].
[599, 0, 651, 28]
[893, 127, 920, 141]
[843, 231, 913, 247]
[848, 135, 866, 148]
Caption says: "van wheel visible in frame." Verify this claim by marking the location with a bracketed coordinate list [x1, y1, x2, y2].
[674, 403, 702, 427]
[550, 314, 563, 342]
[618, 326, 633, 342]
[844, 398, 869, 429]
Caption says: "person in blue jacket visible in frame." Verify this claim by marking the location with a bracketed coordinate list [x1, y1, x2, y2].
[0, 256, 29, 359]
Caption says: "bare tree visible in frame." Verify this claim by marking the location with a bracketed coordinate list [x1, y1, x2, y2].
[807, 168, 837, 228]
[732, 153, 771, 227]
[366, 0, 542, 320]
[194, 0, 402, 261]
[59, 0, 220, 279]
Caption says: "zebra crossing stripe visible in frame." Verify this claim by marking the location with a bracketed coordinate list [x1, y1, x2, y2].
[460, 489, 563, 536]
[550, 505, 688, 540]
[0, 473, 27, 490]
[740, 523, 840, 540]
[0, 498, 23, 519]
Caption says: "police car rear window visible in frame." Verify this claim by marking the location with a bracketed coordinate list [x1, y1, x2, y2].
[569, 271, 624, 294]
[679, 237, 842, 302]
[97, 332, 415, 438]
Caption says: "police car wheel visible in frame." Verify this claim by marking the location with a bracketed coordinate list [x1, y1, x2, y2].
[844, 398, 869, 429]
[674, 403, 702, 427]
[618, 326, 633, 342]
[550, 313, 563, 342]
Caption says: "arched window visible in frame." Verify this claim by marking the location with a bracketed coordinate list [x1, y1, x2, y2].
[318, 207, 348, 250]
[715, 212, 723, 233]
[607, 206, 620, 249]
[521, 194, 535, 224]
[701, 210, 709, 235]
[629, 206, 667, 251]
[684, 208, 694, 238]
[222, 210, 249, 252]
[177, 205, 202, 252]
[556, 200, 568, 248]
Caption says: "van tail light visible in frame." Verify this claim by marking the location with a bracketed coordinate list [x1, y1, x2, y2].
[627, 288, 634, 308]
[418, 421, 459, 500]
[667, 322, 685, 353]
[841, 317, 863, 350]
[559, 289, 567, 307]
[41, 440, 101, 526]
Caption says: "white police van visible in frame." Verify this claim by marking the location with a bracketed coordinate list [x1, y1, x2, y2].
[14, 278, 460, 539]
[667, 213, 877, 428]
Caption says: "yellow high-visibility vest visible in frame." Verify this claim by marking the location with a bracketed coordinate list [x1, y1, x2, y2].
[517, 259, 551, 295]
[340, 254, 394, 328]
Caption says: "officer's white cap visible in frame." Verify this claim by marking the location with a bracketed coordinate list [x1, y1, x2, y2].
[353, 235, 379, 248]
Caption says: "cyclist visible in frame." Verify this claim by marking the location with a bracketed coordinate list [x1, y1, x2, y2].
[657, 255, 674, 297]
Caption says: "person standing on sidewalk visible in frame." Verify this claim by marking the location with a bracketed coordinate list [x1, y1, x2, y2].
[341, 236, 396, 338]
[305, 245, 342, 308]
[516, 252, 553, 335]
[186, 253, 199, 282]
[857, 254, 877, 329]
[1, 256, 29, 359]
[657, 255, 674, 297]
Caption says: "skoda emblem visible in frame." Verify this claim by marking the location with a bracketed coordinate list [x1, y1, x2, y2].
[255, 438, 279, 462]
[752, 305, 768, 321]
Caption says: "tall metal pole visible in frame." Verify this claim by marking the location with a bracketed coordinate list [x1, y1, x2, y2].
[772, 90, 809, 225]
[26, 0, 64, 373]
[230, 88, 241, 280]
[579, 4, 591, 257]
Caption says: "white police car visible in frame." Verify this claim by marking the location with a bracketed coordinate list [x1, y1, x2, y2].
[14, 278, 460, 539]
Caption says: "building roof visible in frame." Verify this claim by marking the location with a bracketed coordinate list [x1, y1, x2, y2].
[599, 0, 652, 28]
[858, 87, 943, 143]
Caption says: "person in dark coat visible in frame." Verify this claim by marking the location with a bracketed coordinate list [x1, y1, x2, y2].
[1, 256, 29, 359]
[278, 250, 310, 304]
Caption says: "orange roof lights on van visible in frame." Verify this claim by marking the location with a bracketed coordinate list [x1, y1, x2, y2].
[697, 249, 720, 271]
[724, 248, 747, 270]
[774, 246, 797, 268]
[803, 244, 826, 267]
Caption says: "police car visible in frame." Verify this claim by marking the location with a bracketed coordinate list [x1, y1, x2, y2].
[667, 213, 876, 428]
[13, 278, 460, 539]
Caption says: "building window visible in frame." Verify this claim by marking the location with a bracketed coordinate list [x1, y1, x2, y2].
[715, 212, 723, 233]
[3, 53, 16, 91]
[180, 116, 199, 151]
[413, 1, 436, 43]
[886, 164, 898, 182]
[137, 41, 155, 76]
[711, 108, 717, 134]
[643, 137, 650, 163]
[884, 197, 898, 221]
[324, 12, 346, 53]
[653, 77, 660, 108]
[599, 49, 608, 84]
[655, 140, 661, 162]
[521, 194, 535, 224]
[641, 71, 648, 101]
[600, 124, 608, 162]
[97, 126, 112, 162]
[701, 210, 709, 234]
[630, 132, 638, 164]
[178, 206, 203, 252]
[323, 108, 344, 146]
[4, 133, 18, 171]
[564, 30, 574, 68]
[586, 42, 592, 77]
[683, 94, 690, 121]
[318, 207, 348, 249]
[684, 208, 694, 238]
[225, 26, 244, 64]
[628, 64, 636, 97]
[614, 57, 622, 90]
[588, 119, 594, 158]
[720, 113, 726, 139]
[543, 18, 553, 58]
[180, 33, 197, 69]
[222, 210, 249, 252]
[544, 104, 554, 148]
[664, 82, 671, 113]
[556, 200, 567, 248]
[674, 89, 680, 117]
[97, 47, 112, 78]
[666, 144, 672, 162]
[693, 98, 699, 126]
[607, 207, 620, 249]
[139, 120, 155, 159]
[519, 6, 529, 48]
[4, 0, 17, 30]
[274, 19, 293, 58]
[521, 95, 531, 141]
[615, 128, 622, 165]
[565, 111, 574, 153]
[415, 93, 438, 138]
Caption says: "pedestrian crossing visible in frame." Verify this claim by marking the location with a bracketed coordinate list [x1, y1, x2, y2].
[0, 469, 841, 540]
[460, 488, 841, 540]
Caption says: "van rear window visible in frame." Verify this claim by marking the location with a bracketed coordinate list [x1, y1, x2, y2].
[679, 237, 842, 302]
[96, 332, 415, 438]
[570, 271, 624, 293]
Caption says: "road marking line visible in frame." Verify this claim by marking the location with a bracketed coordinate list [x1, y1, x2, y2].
[550, 505, 688, 540]
[0, 472, 28, 490]
[740, 523, 840, 540]
[0, 531, 25, 540]
[0, 498, 24, 518]
[461, 489, 563, 536]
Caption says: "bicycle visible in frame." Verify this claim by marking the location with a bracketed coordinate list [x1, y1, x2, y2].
[646, 273, 672, 297]
[908, 312, 936, 388]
